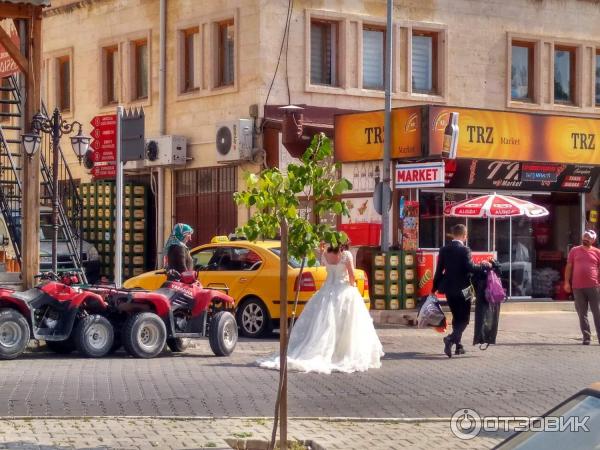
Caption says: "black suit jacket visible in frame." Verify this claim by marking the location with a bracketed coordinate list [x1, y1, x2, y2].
[432, 241, 482, 295]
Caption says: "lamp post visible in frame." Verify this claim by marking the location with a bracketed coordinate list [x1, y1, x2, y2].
[21, 107, 90, 273]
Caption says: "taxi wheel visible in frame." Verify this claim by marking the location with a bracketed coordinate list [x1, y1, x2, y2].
[237, 297, 273, 338]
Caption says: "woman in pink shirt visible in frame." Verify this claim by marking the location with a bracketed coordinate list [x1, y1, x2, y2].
[564, 230, 600, 345]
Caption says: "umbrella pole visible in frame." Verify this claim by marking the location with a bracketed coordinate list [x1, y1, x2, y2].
[493, 217, 496, 254]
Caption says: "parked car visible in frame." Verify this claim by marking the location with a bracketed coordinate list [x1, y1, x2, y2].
[495, 383, 600, 449]
[123, 237, 370, 338]
[0, 207, 101, 282]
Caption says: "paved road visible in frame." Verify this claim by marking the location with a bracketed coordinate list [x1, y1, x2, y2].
[0, 311, 597, 419]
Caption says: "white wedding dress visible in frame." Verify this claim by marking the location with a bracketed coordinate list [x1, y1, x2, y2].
[258, 251, 384, 374]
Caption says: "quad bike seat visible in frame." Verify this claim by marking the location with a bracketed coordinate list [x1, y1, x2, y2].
[10, 288, 45, 304]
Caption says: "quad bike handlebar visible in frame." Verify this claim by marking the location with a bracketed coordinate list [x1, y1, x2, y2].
[35, 271, 81, 285]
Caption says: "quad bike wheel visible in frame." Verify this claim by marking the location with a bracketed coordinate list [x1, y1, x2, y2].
[209, 311, 238, 356]
[167, 338, 191, 353]
[123, 312, 167, 359]
[46, 338, 76, 354]
[0, 308, 30, 360]
[74, 315, 115, 358]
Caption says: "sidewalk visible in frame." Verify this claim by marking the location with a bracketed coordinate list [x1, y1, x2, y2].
[0, 417, 509, 449]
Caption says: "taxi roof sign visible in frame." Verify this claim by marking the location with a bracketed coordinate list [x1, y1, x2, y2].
[211, 236, 229, 243]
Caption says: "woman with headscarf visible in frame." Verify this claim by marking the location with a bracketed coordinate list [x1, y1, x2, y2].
[164, 223, 194, 272]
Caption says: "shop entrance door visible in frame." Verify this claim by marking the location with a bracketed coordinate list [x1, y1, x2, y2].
[494, 216, 534, 298]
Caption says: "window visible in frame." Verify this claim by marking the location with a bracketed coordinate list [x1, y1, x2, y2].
[511, 41, 534, 101]
[57, 55, 71, 112]
[596, 51, 600, 106]
[310, 20, 338, 86]
[412, 31, 437, 94]
[554, 46, 576, 104]
[133, 40, 148, 100]
[217, 20, 235, 87]
[103, 46, 119, 105]
[362, 26, 385, 90]
[182, 27, 199, 93]
[193, 247, 261, 271]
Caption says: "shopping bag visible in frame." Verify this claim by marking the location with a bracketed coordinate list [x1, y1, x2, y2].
[417, 294, 447, 329]
[485, 271, 506, 304]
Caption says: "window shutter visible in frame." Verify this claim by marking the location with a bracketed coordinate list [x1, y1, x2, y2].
[363, 29, 384, 90]
[311, 23, 324, 84]
[412, 35, 432, 92]
[311, 22, 336, 86]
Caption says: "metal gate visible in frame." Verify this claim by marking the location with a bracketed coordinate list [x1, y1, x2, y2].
[175, 166, 237, 247]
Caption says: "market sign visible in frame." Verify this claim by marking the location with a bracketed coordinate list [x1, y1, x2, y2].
[444, 159, 600, 192]
[429, 106, 600, 165]
[334, 107, 423, 162]
[395, 162, 445, 188]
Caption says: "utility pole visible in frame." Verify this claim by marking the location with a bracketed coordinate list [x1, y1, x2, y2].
[381, 0, 393, 252]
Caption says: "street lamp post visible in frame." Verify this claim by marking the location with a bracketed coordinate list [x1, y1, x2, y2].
[22, 107, 90, 274]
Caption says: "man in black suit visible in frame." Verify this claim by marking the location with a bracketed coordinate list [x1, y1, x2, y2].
[432, 224, 489, 358]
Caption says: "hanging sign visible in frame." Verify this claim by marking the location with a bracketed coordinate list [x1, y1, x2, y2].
[395, 162, 445, 188]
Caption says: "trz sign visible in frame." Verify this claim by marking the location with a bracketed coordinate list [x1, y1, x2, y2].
[395, 162, 445, 188]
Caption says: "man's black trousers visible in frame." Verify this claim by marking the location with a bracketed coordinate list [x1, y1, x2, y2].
[446, 293, 471, 345]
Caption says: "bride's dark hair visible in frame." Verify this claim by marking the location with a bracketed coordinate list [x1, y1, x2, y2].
[326, 245, 341, 254]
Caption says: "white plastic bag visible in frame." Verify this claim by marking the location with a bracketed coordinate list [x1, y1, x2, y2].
[417, 294, 446, 329]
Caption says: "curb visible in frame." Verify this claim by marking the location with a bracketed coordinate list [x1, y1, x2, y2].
[371, 300, 576, 326]
[0, 415, 454, 423]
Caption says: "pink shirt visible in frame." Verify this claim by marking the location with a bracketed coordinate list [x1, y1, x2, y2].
[568, 245, 600, 289]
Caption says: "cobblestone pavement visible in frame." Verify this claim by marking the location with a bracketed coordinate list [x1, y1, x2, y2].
[0, 311, 596, 419]
[0, 417, 509, 449]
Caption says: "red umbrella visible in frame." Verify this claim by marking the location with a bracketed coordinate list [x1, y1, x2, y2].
[444, 193, 549, 252]
[444, 193, 549, 218]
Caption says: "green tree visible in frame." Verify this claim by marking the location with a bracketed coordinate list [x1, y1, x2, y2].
[233, 133, 351, 450]
[234, 133, 351, 264]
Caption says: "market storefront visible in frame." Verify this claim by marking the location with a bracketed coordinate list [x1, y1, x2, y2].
[334, 105, 600, 302]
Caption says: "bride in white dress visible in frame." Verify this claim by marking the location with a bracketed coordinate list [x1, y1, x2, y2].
[258, 245, 384, 374]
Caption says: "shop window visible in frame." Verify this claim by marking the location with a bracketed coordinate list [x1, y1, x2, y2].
[554, 46, 576, 104]
[310, 20, 339, 86]
[217, 19, 235, 87]
[362, 26, 385, 90]
[181, 27, 200, 93]
[102, 45, 120, 105]
[132, 39, 149, 101]
[412, 30, 438, 94]
[596, 50, 600, 106]
[418, 192, 443, 249]
[511, 41, 534, 101]
[57, 55, 71, 112]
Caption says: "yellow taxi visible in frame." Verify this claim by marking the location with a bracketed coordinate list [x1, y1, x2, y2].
[123, 237, 370, 338]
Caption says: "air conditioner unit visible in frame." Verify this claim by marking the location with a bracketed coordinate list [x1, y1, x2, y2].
[123, 159, 144, 171]
[144, 135, 187, 167]
[215, 119, 253, 163]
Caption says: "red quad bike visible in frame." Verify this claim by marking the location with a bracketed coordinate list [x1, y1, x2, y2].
[99, 270, 238, 359]
[0, 272, 114, 359]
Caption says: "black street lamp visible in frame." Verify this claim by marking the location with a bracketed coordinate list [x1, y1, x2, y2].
[21, 107, 90, 274]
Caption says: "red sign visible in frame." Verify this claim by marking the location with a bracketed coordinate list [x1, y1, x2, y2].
[91, 163, 116, 180]
[93, 149, 117, 163]
[90, 114, 117, 128]
[90, 114, 117, 166]
[395, 162, 445, 188]
[0, 20, 20, 78]
[91, 127, 116, 139]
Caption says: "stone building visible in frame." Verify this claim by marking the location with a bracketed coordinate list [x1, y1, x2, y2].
[39, 0, 600, 289]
